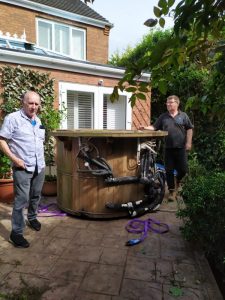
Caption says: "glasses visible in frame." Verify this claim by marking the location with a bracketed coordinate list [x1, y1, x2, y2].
[166, 101, 177, 104]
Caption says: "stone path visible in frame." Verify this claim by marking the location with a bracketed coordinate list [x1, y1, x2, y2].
[0, 197, 223, 299]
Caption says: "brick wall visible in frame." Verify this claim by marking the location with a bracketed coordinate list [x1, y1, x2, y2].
[0, 3, 109, 64]
[0, 62, 151, 128]
[132, 96, 151, 129]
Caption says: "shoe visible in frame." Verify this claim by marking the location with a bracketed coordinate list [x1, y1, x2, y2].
[27, 219, 41, 231]
[9, 232, 30, 248]
[176, 181, 183, 193]
[168, 190, 177, 202]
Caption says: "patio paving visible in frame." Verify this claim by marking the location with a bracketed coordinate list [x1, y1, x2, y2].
[0, 196, 223, 300]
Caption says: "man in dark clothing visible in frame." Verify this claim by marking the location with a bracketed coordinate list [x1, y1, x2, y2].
[140, 95, 193, 201]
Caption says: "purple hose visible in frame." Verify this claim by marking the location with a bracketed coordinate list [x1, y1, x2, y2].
[38, 203, 67, 217]
[125, 217, 169, 245]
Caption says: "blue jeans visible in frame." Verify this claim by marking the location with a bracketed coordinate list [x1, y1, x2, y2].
[12, 166, 45, 235]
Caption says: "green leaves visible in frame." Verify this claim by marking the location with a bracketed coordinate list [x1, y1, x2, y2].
[159, 18, 165, 28]
[168, 0, 176, 6]
[154, 6, 162, 18]
[110, 86, 119, 103]
[158, 0, 167, 8]
[136, 93, 146, 100]
[179, 170, 225, 279]
[125, 87, 137, 93]
[169, 286, 183, 297]
[0, 153, 12, 179]
[110, 83, 148, 108]
[153, 0, 176, 27]
[158, 79, 167, 95]
[0, 66, 63, 170]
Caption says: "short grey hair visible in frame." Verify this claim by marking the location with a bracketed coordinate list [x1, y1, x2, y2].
[21, 90, 41, 103]
[167, 95, 180, 105]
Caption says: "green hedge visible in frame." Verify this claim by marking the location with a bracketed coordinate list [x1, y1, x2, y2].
[178, 172, 225, 274]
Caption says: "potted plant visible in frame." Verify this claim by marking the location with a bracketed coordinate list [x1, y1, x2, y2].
[40, 102, 64, 197]
[42, 136, 57, 196]
[0, 152, 14, 203]
[42, 174, 57, 196]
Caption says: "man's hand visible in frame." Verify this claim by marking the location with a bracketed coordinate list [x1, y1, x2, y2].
[13, 157, 25, 169]
[138, 125, 155, 130]
[0, 138, 25, 169]
[185, 142, 192, 151]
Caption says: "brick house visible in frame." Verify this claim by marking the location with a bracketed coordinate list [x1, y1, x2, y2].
[0, 0, 150, 129]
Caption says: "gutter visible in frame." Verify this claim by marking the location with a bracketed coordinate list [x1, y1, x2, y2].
[0, 49, 150, 82]
[0, 0, 113, 29]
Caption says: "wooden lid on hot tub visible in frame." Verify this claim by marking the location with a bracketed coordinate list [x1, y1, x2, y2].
[51, 129, 168, 138]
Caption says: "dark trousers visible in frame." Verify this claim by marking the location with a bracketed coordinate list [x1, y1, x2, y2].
[164, 148, 188, 190]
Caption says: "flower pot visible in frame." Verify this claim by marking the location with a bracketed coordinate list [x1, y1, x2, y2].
[42, 180, 57, 196]
[0, 178, 14, 204]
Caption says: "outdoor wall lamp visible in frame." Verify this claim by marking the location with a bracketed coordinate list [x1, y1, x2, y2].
[98, 79, 104, 86]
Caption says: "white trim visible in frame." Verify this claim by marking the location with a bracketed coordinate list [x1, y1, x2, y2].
[0, 0, 113, 29]
[0, 48, 151, 81]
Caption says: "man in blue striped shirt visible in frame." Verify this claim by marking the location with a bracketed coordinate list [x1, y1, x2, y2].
[0, 91, 46, 248]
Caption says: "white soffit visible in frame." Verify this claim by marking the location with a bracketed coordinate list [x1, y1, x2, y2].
[0, 49, 150, 81]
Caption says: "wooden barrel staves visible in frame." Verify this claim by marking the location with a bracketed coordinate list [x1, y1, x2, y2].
[52, 130, 168, 219]
[57, 137, 143, 218]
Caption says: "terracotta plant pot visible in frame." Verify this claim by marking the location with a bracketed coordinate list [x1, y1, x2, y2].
[0, 178, 14, 204]
[42, 180, 57, 196]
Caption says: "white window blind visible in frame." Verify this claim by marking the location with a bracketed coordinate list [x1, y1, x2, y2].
[103, 95, 126, 129]
[67, 91, 93, 129]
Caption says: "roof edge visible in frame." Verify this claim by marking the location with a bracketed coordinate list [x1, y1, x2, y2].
[0, 48, 150, 81]
[0, 0, 114, 29]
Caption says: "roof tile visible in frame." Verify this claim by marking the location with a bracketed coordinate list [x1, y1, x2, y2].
[28, 0, 110, 23]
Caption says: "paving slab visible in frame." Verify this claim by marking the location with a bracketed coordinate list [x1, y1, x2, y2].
[0, 197, 223, 300]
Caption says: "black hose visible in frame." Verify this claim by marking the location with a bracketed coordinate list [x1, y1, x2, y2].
[105, 176, 139, 184]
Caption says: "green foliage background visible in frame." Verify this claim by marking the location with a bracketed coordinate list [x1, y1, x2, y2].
[178, 171, 225, 275]
[110, 27, 225, 287]
[0, 66, 62, 177]
[109, 29, 225, 171]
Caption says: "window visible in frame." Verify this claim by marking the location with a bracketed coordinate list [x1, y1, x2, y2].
[59, 83, 132, 130]
[103, 95, 126, 129]
[67, 91, 93, 129]
[37, 19, 86, 60]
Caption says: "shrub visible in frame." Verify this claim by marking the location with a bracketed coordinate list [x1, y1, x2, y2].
[178, 171, 225, 275]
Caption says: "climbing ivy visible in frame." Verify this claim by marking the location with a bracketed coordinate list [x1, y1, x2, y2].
[0, 66, 62, 177]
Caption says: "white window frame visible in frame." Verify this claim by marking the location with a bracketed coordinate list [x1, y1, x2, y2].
[59, 82, 132, 130]
[36, 18, 86, 60]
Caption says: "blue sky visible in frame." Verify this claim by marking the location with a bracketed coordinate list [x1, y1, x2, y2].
[91, 0, 176, 58]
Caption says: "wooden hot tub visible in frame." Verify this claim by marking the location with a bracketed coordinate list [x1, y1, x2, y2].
[51, 130, 167, 218]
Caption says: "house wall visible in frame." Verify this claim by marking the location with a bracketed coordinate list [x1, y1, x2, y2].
[0, 62, 151, 128]
[0, 2, 109, 64]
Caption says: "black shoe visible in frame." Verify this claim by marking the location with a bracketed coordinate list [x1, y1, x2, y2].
[27, 219, 41, 231]
[9, 232, 30, 248]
